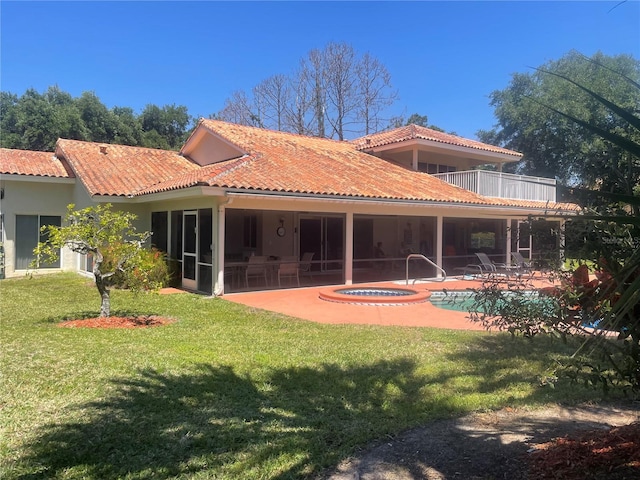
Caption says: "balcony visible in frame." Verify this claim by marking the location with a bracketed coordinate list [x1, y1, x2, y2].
[433, 170, 556, 202]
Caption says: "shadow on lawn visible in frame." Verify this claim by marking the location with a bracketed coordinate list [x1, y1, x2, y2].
[18, 336, 598, 480]
[20, 359, 431, 479]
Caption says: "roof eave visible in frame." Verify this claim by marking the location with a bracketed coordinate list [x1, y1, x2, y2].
[363, 138, 522, 163]
[0, 173, 75, 184]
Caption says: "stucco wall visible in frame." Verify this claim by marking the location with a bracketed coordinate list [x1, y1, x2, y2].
[1, 178, 74, 277]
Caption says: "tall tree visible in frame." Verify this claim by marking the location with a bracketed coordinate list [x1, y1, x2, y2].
[140, 104, 193, 150]
[215, 90, 261, 128]
[215, 42, 398, 139]
[323, 42, 358, 140]
[304, 47, 327, 138]
[0, 86, 193, 151]
[283, 66, 315, 135]
[357, 52, 397, 135]
[253, 74, 291, 131]
[478, 51, 640, 195]
[76, 91, 118, 144]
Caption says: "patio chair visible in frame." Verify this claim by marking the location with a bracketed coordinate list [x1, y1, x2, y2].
[277, 255, 300, 288]
[474, 252, 513, 276]
[245, 255, 268, 288]
[511, 251, 534, 276]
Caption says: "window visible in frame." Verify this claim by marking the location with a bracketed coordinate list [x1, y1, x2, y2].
[243, 214, 257, 249]
[418, 163, 457, 174]
[151, 211, 168, 252]
[470, 232, 496, 250]
[16, 215, 61, 269]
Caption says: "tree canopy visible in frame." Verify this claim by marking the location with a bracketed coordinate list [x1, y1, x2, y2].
[478, 51, 640, 196]
[0, 86, 194, 152]
[472, 57, 640, 392]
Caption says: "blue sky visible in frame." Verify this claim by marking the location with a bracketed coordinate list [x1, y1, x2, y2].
[2, 1, 638, 140]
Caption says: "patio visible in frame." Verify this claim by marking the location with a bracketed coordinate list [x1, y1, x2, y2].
[223, 274, 558, 330]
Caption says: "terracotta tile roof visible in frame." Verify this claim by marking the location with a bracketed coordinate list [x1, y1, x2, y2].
[484, 197, 580, 211]
[119, 121, 575, 211]
[165, 119, 490, 204]
[55, 140, 199, 196]
[351, 124, 522, 158]
[3, 121, 572, 212]
[0, 148, 73, 178]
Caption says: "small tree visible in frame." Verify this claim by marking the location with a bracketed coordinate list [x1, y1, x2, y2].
[33, 204, 154, 317]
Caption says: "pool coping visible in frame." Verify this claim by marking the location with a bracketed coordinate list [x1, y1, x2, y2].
[319, 287, 432, 305]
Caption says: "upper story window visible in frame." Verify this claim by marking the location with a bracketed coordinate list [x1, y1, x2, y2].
[418, 163, 457, 174]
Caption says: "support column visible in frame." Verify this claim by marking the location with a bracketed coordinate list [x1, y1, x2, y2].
[412, 147, 418, 171]
[436, 215, 443, 278]
[345, 212, 353, 285]
[214, 202, 227, 296]
[506, 218, 513, 266]
[559, 218, 566, 268]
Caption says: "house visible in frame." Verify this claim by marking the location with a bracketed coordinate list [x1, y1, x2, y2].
[0, 119, 574, 292]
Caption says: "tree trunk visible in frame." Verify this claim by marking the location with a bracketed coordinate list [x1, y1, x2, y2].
[95, 273, 111, 317]
[92, 250, 111, 317]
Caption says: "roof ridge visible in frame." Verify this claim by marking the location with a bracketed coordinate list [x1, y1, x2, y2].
[201, 118, 351, 145]
[56, 138, 181, 155]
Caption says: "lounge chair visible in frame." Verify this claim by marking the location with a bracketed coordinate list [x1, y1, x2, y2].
[511, 251, 534, 276]
[474, 252, 514, 276]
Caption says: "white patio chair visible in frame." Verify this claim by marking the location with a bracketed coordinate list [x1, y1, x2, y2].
[277, 255, 300, 287]
[245, 255, 268, 288]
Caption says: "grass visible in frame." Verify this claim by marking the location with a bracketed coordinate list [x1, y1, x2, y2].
[0, 273, 616, 479]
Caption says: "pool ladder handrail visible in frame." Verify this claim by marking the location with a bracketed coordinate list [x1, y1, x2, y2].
[405, 254, 447, 285]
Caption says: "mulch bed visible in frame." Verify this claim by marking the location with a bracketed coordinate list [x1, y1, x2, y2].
[527, 421, 640, 479]
[57, 316, 174, 328]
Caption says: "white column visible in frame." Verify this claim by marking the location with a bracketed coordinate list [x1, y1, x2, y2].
[345, 212, 353, 285]
[506, 218, 513, 266]
[412, 147, 418, 171]
[214, 203, 227, 295]
[436, 215, 443, 278]
[559, 218, 566, 268]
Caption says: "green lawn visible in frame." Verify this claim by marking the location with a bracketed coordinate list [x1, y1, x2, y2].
[0, 273, 612, 479]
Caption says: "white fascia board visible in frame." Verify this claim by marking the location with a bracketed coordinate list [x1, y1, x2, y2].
[107, 186, 227, 203]
[224, 190, 574, 216]
[1, 174, 75, 185]
[367, 139, 521, 163]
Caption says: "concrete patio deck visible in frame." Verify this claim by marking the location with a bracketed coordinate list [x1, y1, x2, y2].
[223, 275, 557, 331]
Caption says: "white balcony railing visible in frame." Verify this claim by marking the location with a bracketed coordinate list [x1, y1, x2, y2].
[433, 170, 556, 202]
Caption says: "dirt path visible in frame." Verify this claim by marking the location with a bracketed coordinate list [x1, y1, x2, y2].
[321, 402, 639, 480]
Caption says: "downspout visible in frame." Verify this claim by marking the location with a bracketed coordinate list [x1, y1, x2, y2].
[213, 195, 233, 296]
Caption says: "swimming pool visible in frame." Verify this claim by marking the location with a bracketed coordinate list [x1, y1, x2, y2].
[429, 290, 551, 313]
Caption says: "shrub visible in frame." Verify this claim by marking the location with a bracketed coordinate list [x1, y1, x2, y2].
[108, 247, 170, 291]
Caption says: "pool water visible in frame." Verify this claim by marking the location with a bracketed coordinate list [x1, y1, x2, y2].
[429, 290, 551, 313]
[429, 291, 478, 312]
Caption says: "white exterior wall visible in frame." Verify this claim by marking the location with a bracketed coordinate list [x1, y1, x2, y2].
[1, 178, 75, 277]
